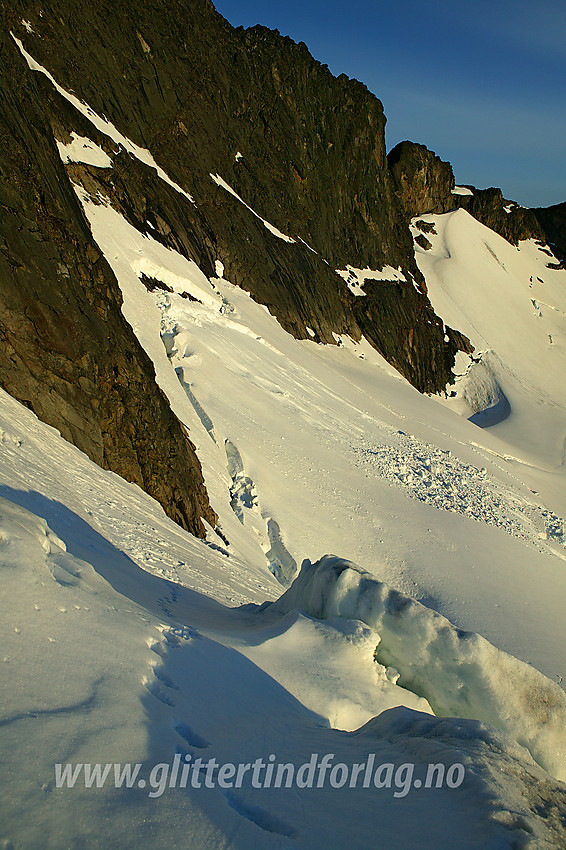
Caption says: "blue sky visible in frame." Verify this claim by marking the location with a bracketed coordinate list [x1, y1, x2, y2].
[214, 0, 566, 207]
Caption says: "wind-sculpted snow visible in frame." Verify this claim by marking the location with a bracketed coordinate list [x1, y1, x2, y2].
[271, 556, 566, 781]
[3, 488, 566, 848]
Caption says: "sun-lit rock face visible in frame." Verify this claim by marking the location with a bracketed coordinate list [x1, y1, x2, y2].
[388, 139, 546, 246]
[2, 0, 473, 399]
[0, 27, 216, 537]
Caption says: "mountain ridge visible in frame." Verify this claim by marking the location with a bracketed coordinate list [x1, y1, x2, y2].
[1, 0, 563, 535]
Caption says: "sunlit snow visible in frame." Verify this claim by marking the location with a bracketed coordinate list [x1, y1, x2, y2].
[336, 264, 408, 296]
[11, 34, 195, 203]
[56, 132, 113, 168]
[210, 173, 295, 243]
[2, 81, 566, 846]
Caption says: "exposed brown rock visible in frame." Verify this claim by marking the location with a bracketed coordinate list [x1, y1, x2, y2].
[388, 140, 545, 247]
[0, 27, 216, 537]
[388, 141, 455, 219]
[415, 234, 433, 251]
[532, 202, 566, 264]
[3, 0, 470, 394]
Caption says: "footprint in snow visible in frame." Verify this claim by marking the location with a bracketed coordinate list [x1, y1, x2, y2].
[163, 625, 201, 644]
[223, 790, 296, 838]
[152, 666, 179, 690]
[143, 676, 176, 707]
[173, 719, 210, 749]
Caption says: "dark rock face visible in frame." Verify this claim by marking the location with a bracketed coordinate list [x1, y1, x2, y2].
[353, 284, 472, 392]
[457, 188, 545, 246]
[0, 28, 216, 537]
[415, 234, 432, 251]
[415, 220, 437, 235]
[388, 142, 455, 219]
[3, 0, 470, 395]
[532, 203, 566, 264]
[388, 140, 545, 247]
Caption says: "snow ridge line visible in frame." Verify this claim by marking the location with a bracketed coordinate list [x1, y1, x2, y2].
[271, 555, 566, 781]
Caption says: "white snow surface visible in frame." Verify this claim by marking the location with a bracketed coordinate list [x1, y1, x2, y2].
[210, 173, 295, 243]
[2, 475, 565, 848]
[56, 132, 113, 168]
[336, 264, 407, 296]
[1, 121, 566, 845]
[452, 186, 474, 196]
[272, 556, 566, 780]
[412, 209, 566, 472]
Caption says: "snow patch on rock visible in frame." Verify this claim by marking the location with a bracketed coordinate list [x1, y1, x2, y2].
[210, 173, 295, 243]
[336, 264, 407, 296]
[12, 35, 195, 203]
[56, 133, 112, 168]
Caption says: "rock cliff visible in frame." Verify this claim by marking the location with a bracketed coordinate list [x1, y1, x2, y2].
[0, 26, 216, 536]
[2, 0, 562, 532]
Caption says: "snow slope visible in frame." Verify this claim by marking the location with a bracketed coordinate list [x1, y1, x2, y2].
[412, 209, 566, 475]
[272, 556, 566, 780]
[2, 400, 566, 849]
[2, 45, 566, 845]
[69, 185, 566, 690]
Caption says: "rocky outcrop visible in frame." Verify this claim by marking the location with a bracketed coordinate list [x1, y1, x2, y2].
[531, 202, 566, 264]
[353, 283, 472, 393]
[0, 27, 216, 537]
[388, 141, 455, 219]
[3, 0, 471, 395]
[459, 188, 545, 247]
[388, 140, 545, 247]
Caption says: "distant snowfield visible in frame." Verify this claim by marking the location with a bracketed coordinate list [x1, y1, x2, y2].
[412, 209, 566, 476]
[2, 43, 566, 845]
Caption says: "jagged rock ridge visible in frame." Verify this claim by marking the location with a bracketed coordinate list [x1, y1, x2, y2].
[531, 203, 566, 266]
[1, 0, 563, 534]
[3, 0, 471, 395]
[388, 141, 547, 247]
